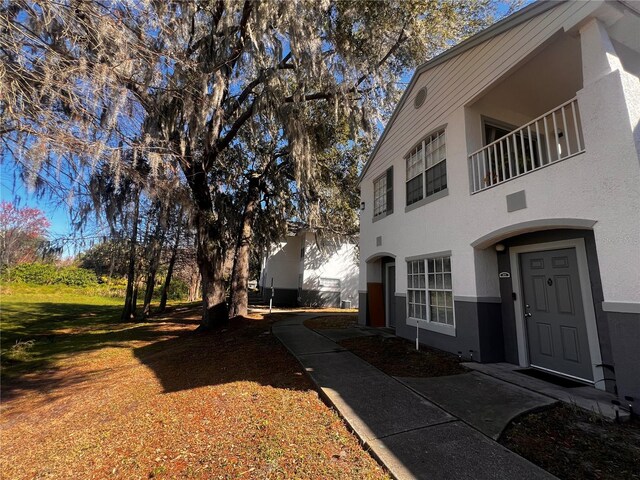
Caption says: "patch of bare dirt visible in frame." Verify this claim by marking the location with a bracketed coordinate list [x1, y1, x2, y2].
[500, 403, 640, 480]
[304, 315, 358, 330]
[339, 335, 467, 378]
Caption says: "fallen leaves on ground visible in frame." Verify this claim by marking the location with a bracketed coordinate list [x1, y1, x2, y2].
[500, 403, 640, 480]
[304, 315, 358, 330]
[1, 308, 389, 479]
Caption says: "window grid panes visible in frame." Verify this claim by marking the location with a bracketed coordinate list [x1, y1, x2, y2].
[406, 145, 424, 205]
[373, 174, 387, 217]
[425, 131, 446, 170]
[426, 160, 447, 197]
[405, 130, 447, 206]
[425, 130, 447, 197]
[407, 260, 427, 320]
[427, 256, 454, 325]
[407, 256, 454, 327]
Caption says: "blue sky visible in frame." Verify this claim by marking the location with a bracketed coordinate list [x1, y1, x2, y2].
[1, 163, 71, 237]
[1, 161, 106, 257]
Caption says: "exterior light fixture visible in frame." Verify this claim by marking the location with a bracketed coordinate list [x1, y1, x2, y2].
[495, 243, 506, 252]
[360, 202, 366, 211]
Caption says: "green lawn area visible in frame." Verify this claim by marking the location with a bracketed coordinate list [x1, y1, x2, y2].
[0, 283, 180, 378]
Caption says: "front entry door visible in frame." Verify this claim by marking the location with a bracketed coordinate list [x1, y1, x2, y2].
[520, 248, 593, 381]
[385, 264, 396, 328]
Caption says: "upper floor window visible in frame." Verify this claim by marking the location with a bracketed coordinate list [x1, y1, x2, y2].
[406, 130, 447, 206]
[373, 167, 393, 218]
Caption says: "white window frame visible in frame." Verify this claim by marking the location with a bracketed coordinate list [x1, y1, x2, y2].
[406, 253, 455, 336]
[373, 173, 388, 217]
[405, 129, 447, 207]
[405, 144, 424, 205]
[424, 130, 447, 198]
[319, 277, 341, 290]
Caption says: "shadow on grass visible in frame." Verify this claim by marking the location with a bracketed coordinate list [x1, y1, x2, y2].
[1, 302, 196, 399]
[1, 301, 310, 405]
[132, 315, 310, 394]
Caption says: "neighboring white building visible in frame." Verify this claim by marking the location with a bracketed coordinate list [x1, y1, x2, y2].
[259, 230, 359, 308]
[358, 0, 640, 400]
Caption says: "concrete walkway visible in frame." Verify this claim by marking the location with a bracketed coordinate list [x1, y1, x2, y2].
[273, 314, 556, 480]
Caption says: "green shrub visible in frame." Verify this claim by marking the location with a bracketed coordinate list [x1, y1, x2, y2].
[1, 263, 98, 286]
[152, 279, 189, 301]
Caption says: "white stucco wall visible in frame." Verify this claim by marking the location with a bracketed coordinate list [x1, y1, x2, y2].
[260, 232, 360, 307]
[302, 233, 359, 307]
[359, 6, 640, 307]
[260, 235, 302, 290]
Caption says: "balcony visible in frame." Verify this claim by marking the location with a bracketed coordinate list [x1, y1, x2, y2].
[469, 98, 585, 194]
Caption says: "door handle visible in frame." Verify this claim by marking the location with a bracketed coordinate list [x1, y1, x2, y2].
[524, 312, 532, 317]
[524, 304, 532, 318]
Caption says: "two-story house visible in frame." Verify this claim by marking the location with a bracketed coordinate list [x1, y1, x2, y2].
[259, 229, 359, 308]
[358, 0, 640, 400]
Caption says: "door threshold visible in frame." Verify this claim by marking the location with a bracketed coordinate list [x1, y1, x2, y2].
[517, 365, 592, 388]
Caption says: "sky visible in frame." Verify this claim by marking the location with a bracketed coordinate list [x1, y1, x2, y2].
[1, 161, 106, 257]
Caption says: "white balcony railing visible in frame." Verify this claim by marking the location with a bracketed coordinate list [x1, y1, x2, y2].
[469, 98, 585, 193]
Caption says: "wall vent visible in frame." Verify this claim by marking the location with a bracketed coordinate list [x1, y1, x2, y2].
[414, 87, 427, 109]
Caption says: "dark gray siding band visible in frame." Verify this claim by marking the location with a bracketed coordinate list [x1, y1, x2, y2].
[608, 311, 640, 399]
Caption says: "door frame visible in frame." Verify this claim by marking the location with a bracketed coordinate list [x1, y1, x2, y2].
[384, 262, 396, 328]
[509, 238, 604, 390]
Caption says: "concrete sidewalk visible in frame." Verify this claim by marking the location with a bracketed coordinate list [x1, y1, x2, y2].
[273, 315, 556, 480]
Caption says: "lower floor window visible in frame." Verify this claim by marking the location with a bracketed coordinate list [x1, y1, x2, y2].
[407, 256, 454, 326]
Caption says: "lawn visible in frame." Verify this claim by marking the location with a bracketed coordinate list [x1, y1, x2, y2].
[1, 283, 162, 378]
[0, 284, 388, 479]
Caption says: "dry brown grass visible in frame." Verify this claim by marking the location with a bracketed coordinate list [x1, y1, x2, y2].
[1, 307, 388, 479]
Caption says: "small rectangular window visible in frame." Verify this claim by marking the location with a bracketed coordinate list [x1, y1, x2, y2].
[319, 278, 341, 290]
[406, 145, 424, 205]
[373, 167, 393, 217]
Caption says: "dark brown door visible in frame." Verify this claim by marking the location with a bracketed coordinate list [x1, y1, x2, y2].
[386, 265, 396, 328]
[520, 248, 593, 381]
[367, 283, 385, 327]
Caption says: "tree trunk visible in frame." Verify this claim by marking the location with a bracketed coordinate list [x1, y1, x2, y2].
[189, 272, 201, 302]
[121, 189, 140, 322]
[159, 215, 182, 313]
[183, 156, 229, 329]
[228, 178, 261, 318]
[143, 211, 167, 318]
[194, 208, 229, 329]
[197, 243, 228, 329]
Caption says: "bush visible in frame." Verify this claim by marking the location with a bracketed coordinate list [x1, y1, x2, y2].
[152, 278, 189, 301]
[1, 263, 98, 286]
